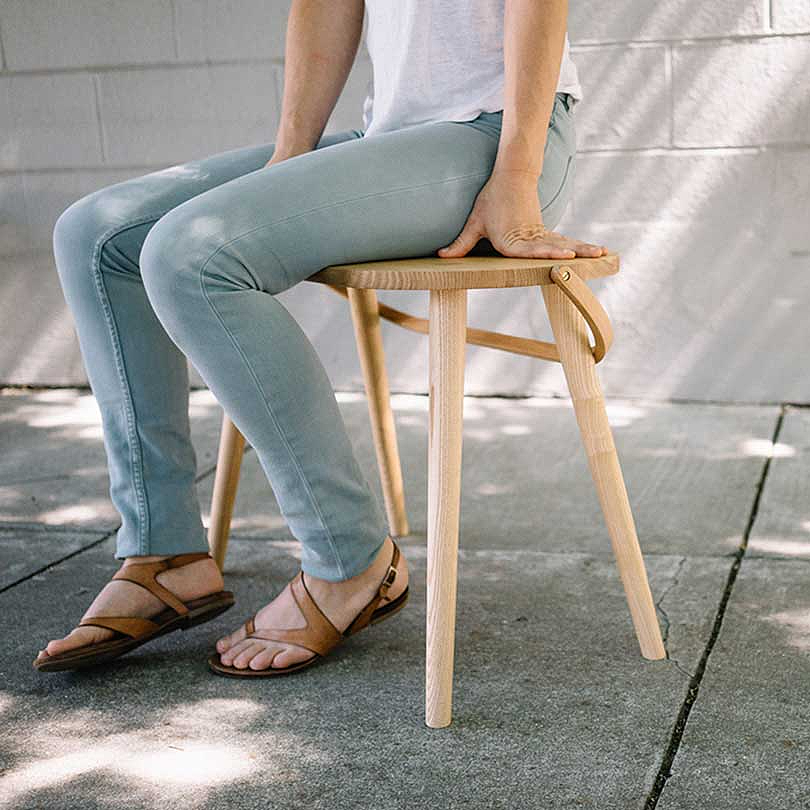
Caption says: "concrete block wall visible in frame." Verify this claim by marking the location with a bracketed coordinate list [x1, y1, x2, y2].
[1, 1, 808, 402]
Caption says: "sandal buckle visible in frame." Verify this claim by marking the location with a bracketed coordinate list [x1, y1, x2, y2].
[382, 564, 397, 590]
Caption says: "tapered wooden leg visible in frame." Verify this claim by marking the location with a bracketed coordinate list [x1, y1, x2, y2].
[347, 288, 409, 537]
[425, 288, 467, 728]
[541, 280, 666, 660]
[208, 412, 246, 571]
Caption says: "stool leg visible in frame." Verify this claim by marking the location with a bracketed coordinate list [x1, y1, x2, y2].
[425, 287, 467, 728]
[347, 288, 409, 537]
[541, 283, 666, 660]
[208, 411, 246, 571]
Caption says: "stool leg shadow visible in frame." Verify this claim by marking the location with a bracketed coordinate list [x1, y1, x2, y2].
[540, 282, 666, 661]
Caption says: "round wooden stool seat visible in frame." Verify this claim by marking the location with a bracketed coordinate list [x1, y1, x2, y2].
[308, 252, 618, 365]
[308, 251, 619, 291]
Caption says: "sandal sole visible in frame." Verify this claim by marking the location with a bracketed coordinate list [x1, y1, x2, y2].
[33, 591, 236, 673]
[208, 585, 409, 678]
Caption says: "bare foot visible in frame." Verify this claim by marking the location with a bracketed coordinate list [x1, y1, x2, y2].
[215, 535, 409, 671]
[35, 555, 224, 663]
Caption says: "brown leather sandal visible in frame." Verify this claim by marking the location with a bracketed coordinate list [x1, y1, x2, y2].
[33, 552, 235, 673]
[208, 539, 409, 678]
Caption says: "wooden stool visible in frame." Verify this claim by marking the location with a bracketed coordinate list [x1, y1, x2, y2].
[207, 252, 666, 728]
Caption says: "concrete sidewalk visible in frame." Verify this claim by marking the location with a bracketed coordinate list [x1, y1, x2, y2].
[0, 388, 806, 809]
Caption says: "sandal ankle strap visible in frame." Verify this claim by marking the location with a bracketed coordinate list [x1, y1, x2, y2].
[343, 539, 401, 636]
[112, 552, 212, 616]
[121, 551, 212, 569]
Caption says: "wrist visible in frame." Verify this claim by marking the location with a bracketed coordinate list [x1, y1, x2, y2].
[493, 136, 545, 180]
[490, 165, 542, 179]
[488, 165, 544, 189]
[491, 156, 543, 182]
[272, 126, 320, 160]
[271, 142, 315, 162]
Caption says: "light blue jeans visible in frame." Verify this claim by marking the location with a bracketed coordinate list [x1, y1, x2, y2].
[52, 92, 576, 582]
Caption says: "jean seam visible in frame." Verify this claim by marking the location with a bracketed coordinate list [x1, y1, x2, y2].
[549, 96, 560, 130]
[196, 170, 495, 288]
[541, 153, 574, 214]
[90, 210, 170, 553]
[197, 264, 349, 580]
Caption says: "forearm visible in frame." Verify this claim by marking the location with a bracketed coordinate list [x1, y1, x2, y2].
[493, 0, 568, 180]
[274, 0, 366, 156]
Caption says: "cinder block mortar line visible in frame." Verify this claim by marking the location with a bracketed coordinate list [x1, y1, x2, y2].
[91, 74, 108, 164]
[665, 44, 674, 148]
[0, 57, 285, 79]
[0, 20, 6, 71]
[570, 31, 810, 49]
[577, 144, 806, 156]
[1, 30, 809, 78]
[643, 404, 786, 810]
[170, 0, 181, 61]
[0, 166, 176, 178]
[6, 145, 807, 180]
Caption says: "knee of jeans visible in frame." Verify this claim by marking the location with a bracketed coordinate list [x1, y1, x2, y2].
[139, 209, 205, 314]
[52, 192, 112, 288]
[140, 205, 265, 326]
[141, 204, 275, 309]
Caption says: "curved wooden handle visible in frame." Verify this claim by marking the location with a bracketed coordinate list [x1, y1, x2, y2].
[549, 265, 613, 362]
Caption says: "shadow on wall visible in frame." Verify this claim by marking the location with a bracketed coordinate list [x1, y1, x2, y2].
[549, 23, 810, 403]
[0, 2, 808, 403]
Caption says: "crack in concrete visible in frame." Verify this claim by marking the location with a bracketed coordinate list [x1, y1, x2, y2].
[669, 659, 696, 681]
[643, 405, 786, 810]
[655, 556, 696, 680]
[655, 555, 688, 650]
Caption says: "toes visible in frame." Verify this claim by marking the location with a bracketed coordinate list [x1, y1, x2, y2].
[271, 645, 316, 670]
[231, 642, 266, 670]
[44, 639, 66, 657]
[44, 627, 102, 657]
[218, 637, 255, 666]
[248, 648, 280, 670]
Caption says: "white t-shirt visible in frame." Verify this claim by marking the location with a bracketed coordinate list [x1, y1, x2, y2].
[360, 0, 582, 138]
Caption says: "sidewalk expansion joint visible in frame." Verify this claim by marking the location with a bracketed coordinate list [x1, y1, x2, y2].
[643, 404, 786, 810]
[0, 527, 116, 596]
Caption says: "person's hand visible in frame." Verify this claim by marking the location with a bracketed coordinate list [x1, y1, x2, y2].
[437, 167, 608, 260]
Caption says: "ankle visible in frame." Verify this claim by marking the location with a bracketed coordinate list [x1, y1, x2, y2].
[307, 536, 393, 589]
